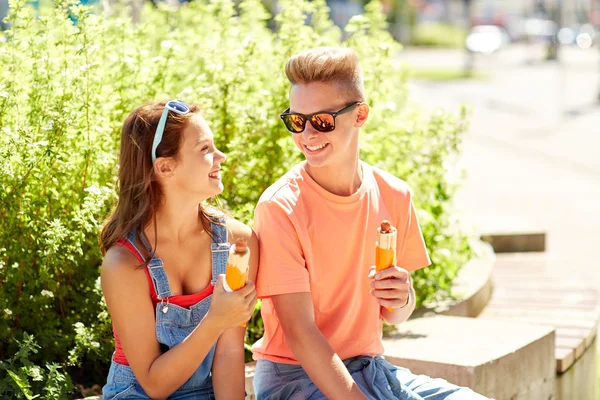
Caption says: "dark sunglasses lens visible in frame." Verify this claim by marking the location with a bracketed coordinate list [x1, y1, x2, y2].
[310, 114, 335, 132]
[168, 101, 189, 113]
[283, 114, 305, 133]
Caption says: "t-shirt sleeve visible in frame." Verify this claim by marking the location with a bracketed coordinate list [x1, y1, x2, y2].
[397, 191, 431, 272]
[253, 200, 310, 298]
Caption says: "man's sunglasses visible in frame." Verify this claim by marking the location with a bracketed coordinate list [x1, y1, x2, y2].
[280, 102, 363, 134]
[151, 100, 190, 164]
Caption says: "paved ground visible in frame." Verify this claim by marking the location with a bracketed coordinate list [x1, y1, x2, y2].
[398, 43, 600, 284]
[398, 42, 600, 397]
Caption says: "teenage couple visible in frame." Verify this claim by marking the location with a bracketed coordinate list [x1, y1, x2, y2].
[100, 47, 489, 400]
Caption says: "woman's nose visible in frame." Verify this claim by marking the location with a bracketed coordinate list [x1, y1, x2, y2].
[217, 149, 227, 163]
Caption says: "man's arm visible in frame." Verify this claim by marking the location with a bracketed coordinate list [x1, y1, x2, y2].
[272, 293, 367, 400]
[369, 266, 415, 325]
[380, 283, 416, 324]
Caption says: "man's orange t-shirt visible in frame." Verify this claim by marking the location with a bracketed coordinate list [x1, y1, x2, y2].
[252, 161, 431, 364]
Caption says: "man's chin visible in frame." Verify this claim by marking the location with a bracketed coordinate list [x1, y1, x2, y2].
[303, 153, 330, 169]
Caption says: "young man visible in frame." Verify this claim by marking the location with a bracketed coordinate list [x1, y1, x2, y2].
[252, 47, 488, 400]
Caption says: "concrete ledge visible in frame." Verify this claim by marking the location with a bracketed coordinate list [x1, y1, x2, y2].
[556, 338, 598, 400]
[383, 315, 556, 400]
[245, 361, 256, 400]
[413, 241, 495, 319]
[481, 232, 546, 253]
[466, 215, 546, 253]
[480, 252, 600, 375]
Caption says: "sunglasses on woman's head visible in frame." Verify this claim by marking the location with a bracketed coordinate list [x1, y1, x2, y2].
[280, 102, 363, 134]
[152, 100, 190, 164]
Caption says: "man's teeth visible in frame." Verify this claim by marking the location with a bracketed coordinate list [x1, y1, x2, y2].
[306, 143, 327, 151]
[209, 171, 220, 178]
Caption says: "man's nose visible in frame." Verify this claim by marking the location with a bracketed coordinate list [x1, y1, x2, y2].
[301, 123, 320, 140]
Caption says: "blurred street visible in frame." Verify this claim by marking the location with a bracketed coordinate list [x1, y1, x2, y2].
[399, 42, 600, 283]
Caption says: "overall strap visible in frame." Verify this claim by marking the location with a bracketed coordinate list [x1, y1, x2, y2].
[210, 218, 230, 286]
[124, 231, 145, 262]
[132, 230, 173, 300]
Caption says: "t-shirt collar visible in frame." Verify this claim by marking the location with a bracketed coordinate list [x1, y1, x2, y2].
[298, 161, 372, 204]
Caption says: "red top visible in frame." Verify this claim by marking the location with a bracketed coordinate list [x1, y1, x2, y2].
[112, 239, 214, 366]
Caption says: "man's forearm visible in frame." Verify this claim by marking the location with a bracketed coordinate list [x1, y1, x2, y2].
[287, 326, 367, 400]
[382, 285, 416, 324]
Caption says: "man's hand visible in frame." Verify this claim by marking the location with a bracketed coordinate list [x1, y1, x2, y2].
[368, 266, 411, 309]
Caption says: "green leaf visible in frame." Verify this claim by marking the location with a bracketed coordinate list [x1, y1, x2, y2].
[7, 370, 36, 399]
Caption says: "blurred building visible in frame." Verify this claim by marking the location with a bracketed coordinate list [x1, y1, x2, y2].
[591, 0, 600, 26]
[327, 0, 365, 28]
[265, 0, 599, 46]
[406, 0, 594, 33]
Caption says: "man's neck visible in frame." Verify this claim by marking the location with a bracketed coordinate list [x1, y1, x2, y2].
[305, 160, 363, 197]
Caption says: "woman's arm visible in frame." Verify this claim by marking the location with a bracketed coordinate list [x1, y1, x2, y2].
[212, 220, 259, 399]
[101, 248, 255, 399]
[212, 327, 247, 400]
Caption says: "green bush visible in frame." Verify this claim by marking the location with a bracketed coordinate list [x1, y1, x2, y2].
[0, 0, 471, 396]
[411, 21, 467, 48]
[0, 333, 73, 399]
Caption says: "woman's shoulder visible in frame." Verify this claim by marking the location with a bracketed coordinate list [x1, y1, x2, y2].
[201, 206, 257, 245]
[101, 244, 151, 303]
[226, 217, 255, 243]
[101, 244, 145, 280]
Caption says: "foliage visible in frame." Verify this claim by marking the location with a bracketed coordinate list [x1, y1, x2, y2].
[0, 0, 471, 395]
[0, 333, 73, 399]
[411, 21, 467, 48]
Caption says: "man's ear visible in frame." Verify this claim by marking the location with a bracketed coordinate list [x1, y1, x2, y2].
[153, 157, 176, 178]
[355, 103, 369, 128]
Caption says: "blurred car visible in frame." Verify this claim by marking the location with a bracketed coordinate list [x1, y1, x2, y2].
[466, 25, 511, 54]
[558, 24, 598, 49]
[523, 17, 557, 43]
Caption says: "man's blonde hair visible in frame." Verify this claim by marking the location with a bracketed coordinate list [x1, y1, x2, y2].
[284, 47, 365, 102]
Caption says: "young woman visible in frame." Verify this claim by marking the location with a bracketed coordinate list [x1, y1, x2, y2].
[99, 100, 257, 399]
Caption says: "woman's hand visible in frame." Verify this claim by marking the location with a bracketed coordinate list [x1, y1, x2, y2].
[206, 274, 257, 331]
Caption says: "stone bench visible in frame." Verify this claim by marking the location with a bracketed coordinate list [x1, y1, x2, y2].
[244, 315, 557, 400]
[479, 252, 600, 375]
[469, 215, 547, 253]
[478, 252, 600, 399]
[382, 315, 556, 400]
[476, 224, 600, 399]
[413, 241, 495, 319]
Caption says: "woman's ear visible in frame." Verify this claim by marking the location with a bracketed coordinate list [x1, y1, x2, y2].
[355, 103, 369, 128]
[153, 157, 176, 178]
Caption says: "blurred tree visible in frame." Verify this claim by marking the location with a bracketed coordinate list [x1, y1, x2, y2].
[0, 0, 8, 31]
[463, 0, 473, 74]
[546, 0, 561, 60]
[374, 0, 417, 43]
[440, 0, 449, 22]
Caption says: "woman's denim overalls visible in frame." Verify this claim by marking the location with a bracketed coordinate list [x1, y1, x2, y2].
[102, 218, 230, 399]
